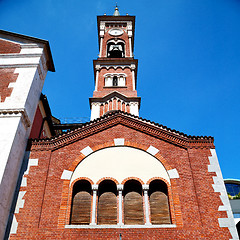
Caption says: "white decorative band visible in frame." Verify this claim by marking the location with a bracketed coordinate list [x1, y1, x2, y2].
[0, 108, 30, 128]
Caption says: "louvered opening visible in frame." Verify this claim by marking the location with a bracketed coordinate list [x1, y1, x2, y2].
[149, 180, 171, 224]
[97, 180, 117, 225]
[70, 180, 92, 225]
[123, 180, 144, 225]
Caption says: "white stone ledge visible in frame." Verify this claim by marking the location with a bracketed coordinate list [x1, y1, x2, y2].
[65, 224, 177, 229]
[0, 53, 42, 58]
[0, 64, 39, 69]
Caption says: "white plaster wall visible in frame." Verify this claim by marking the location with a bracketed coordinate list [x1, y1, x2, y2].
[70, 146, 170, 185]
[0, 119, 28, 238]
[0, 44, 48, 239]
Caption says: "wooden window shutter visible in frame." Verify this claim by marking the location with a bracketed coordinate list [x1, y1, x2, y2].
[150, 191, 171, 224]
[124, 192, 144, 225]
[97, 192, 117, 225]
[70, 191, 91, 224]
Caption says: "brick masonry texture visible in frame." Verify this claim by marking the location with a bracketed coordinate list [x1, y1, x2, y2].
[0, 68, 18, 102]
[10, 118, 231, 239]
[0, 39, 21, 54]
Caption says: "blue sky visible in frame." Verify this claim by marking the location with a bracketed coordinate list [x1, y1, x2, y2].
[1, 0, 240, 179]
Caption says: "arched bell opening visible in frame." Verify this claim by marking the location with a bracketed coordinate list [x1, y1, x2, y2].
[97, 180, 117, 225]
[70, 180, 92, 225]
[148, 179, 171, 224]
[107, 40, 125, 58]
[123, 179, 144, 225]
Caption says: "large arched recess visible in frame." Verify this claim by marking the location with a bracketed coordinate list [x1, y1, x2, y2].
[70, 146, 170, 185]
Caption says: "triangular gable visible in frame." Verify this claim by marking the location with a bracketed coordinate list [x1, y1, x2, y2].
[30, 111, 214, 151]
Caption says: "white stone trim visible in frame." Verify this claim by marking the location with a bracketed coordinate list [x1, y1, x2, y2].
[80, 146, 93, 157]
[65, 224, 176, 229]
[61, 170, 73, 180]
[114, 138, 125, 146]
[15, 191, 26, 214]
[0, 108, 30, 128]
[9, 215, 18, 234]
[25, 158, 38, 175]
[20, 177, 27, 187]
[168, 169, 180, 179]
[208, 149, 238, 240]
[146, 146, 159, 156]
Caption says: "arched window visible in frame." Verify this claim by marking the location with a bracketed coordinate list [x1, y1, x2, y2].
[70, 180, 92, 225]
[113, 76, 118, 86]
[149, 180, 171, 224]
[107, 40, 125, 58]
[123, 179, 144, 225]
[97, 180, 117, 225]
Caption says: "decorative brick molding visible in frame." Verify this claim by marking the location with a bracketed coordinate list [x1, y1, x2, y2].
[121, 176, 144, 185]
[30, 111, 215, 151]
[96, 177, 119, 185]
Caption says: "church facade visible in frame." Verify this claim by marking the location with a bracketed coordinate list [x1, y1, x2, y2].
[0, 8, 238, 240]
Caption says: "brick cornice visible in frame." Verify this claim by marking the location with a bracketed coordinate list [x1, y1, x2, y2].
[30, 111, 214, 151]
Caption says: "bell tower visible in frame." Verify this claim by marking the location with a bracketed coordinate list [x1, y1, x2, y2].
[90, 6, 141, 120]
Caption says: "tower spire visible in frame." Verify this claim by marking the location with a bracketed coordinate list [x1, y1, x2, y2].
[113, 3, 120, 16]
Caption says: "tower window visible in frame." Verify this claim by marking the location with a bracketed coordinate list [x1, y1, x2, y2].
[107, 41, 125, 58]
[113, 76, 118, 86]
[104, 74, 126, 87]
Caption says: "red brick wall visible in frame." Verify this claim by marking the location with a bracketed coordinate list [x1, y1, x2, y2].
[29, 106, 43, 139]
[0, 39, 21, 54]
[0, 68, 18, 102]
[101, 31, 130, 58]
[10, 123, 231, 239]
[93, 67, 137, 98]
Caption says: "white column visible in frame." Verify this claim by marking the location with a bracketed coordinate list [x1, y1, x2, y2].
[90, 184, 98, 225]
[117, 184, 124, 226]
[95, 66, 100, 91]
[143, 184, 151, 225]
[131, 64, 136, 91]
[99, 37, 103, 57]
[129, 37, 133, 57]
